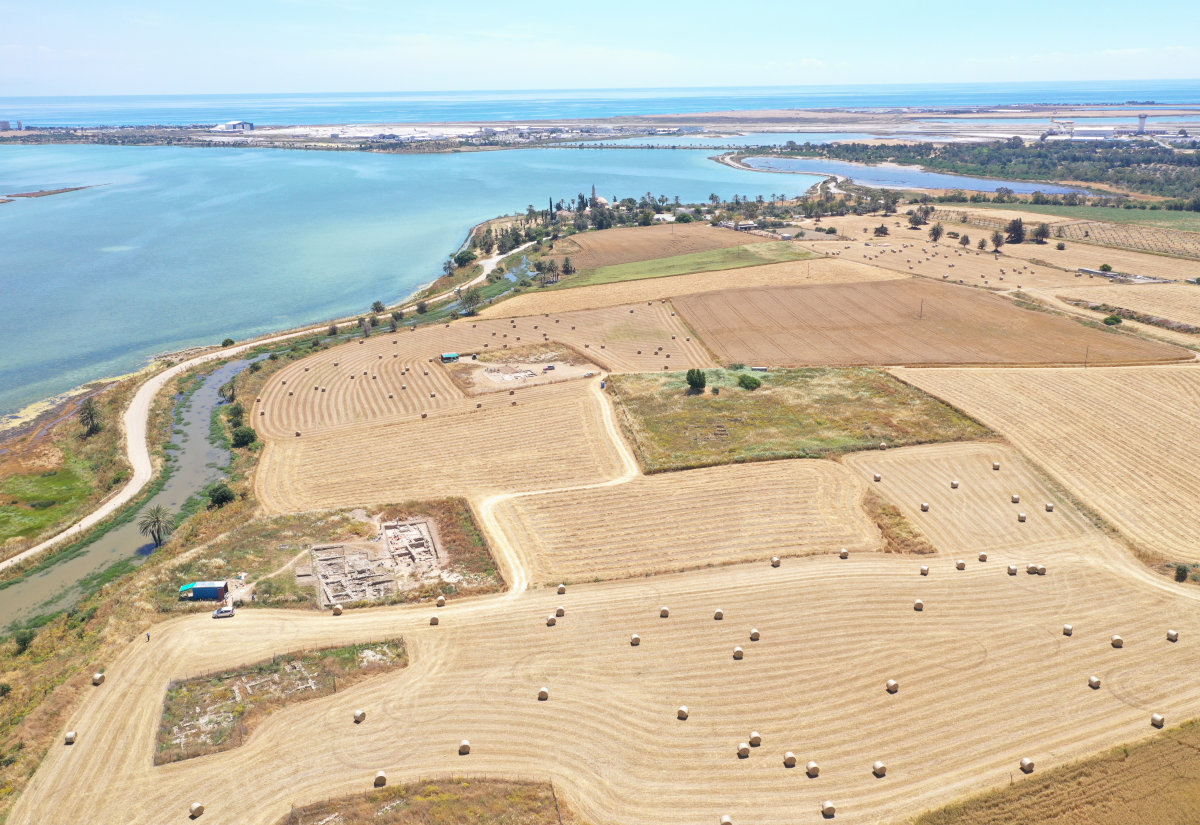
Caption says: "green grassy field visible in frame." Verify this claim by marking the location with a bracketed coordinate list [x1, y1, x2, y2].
[0, 458, 93, 545]
[556, 241, 817, 289]
[970, 202, 1200, 232]
[608, 367, 992, 473]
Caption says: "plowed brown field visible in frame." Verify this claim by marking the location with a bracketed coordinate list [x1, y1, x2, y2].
[479, 258, 904, 318]
[674, 278, 1188, 367]
[1055, 282, 1200, 328]
[896, 365, 1200, 562]
[497, 460, 878, 584]
[549, 222, 752, 270]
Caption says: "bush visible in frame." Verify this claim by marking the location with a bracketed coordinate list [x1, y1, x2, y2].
[1176, 564, 1190, 583]
[12, 629, 35, 655]
[231, 426, 258, 448]
[1099, 264, 1113, 272]
[327, 323, 338, 336]
[1056, 242, 1066, 250]
[0, 682, 10, 698]
[226, 403, 245, 428]
[207, 483, 236, 509]
[728, 363, 746, 371]
[1103, 315, 1123, 326]
[415, 301, 428, 314]
[737, 373, 762, 390]
[825, 226, 837, 235]
[221, 338, 235, 347]
[685, 368, 706, 391]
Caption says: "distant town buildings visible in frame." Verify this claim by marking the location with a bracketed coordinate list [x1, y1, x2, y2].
[212, 120, 254, 132]
[0, 121, 10, 131]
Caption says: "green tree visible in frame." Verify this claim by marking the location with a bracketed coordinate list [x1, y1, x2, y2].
[391, 309, 404, 321]
[137, 505, 175, 548]
[873, 224, 889, 237]
[1176, 564, 1190, 583]
[327, 323, 339, 336]
[78, 397, 101, 437]
[676, 212, 694, 223]
[231, 425, 257, 448]
[977, 237, 988, 250]
[928, 223, 945, 242]
[221, 338, 235, 347]
[442, 258, 455, 277]
[207, 482, 236, 509]
[959, 234, 971, 247]
[637, 210, 654, 226]
[737, 373, 762, 390]
[1099, 264, 1113, 272]
[454, 249, 478, 268]
[561, 257, 576, 275]
[907, 212, 926, 228]
[218, 375, 237, 404]
[416, 300, 429, 315]
[225, 402, 244, 429]
[1004, 218, 1026, 244]
[1032, 222, 1051, 244]
[991, 231, 1005, 251]
[371, 300, 386, 313]
[459, 286, 484, 315]
[685, 368, 707, 391]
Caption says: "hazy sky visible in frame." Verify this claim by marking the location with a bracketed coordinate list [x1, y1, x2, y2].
[3, 0, 1199, 95]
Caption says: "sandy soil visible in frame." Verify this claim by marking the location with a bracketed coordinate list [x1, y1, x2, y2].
[895, 365, 1200, 563]
[673, 278, 1187, 367]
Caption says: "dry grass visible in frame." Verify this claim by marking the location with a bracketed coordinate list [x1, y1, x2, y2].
[914, 719, 1200, 825]
[862, 489, 936, 555]
[608, 367, 992, 473]
[275, 778, 578, 825]
[1056, 282, 1200, 329]
[674, 278, 1188, 367]
[897, 365, 1200, 562]
[548, 223, 752, 271]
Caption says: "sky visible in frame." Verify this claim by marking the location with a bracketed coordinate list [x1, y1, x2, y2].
[2, 0, 1199, 96]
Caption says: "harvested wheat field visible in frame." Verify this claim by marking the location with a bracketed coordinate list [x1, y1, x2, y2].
[255, 303, 714, 439]
[255, 380, 625, 512]
[897, 365, 1200, 562]
[14, 524, 1200, 825]
[547, 222, 753, 271]
[479, 257, 904, 318]
[674, 278, 1188, 367]
[496, 460, 879, 584]
[1055, 282, 1200, 329]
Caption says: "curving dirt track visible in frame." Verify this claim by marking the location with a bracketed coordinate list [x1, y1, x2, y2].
[496, 459, 880, 585]
[894, 365, 1200, 563]
[14, 439, 1200, 825]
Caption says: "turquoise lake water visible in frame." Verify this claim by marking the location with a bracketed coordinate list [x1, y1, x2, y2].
[0, 144, 823, 418]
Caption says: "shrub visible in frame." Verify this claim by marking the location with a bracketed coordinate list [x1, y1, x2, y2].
[1103, 315, 1123, 326]
[416, 301, 428, 314]
[221, 338, 235, 347]
[728, 363, 746, 371]
[1056, 242, 1066, 250]
[207, 483, 236, 509]
[685, 368, 706, 391]
[1176, 564, 1190, 583]
[1099, 264, 1113, 272]
[825, 226, 837, 234]
[737, 373, 762, 390]
[0, 683, 10, 699]
[231, 426, 258, 448]
[12, 629, 35, 655]
[226, 403, 245, 428]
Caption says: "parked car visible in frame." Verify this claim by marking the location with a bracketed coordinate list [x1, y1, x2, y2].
[212, 605, 235, 619]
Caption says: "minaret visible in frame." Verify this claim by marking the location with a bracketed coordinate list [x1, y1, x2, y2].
[591, 184, 597, 207]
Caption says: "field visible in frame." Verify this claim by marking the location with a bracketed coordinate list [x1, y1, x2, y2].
[155, 640, 406, 764]
[14, 438, 1200, 824]
[896, 365, 1200, 563]
[607, 368, 991, 473]
[480, 257, 904, 318]
[964, 201, 1200, 234]
[673, 278, 1188, 367]
[1055, 282, 1200, 328]
[556, 241, 817, 289]
[548, 222, 753, 271]
[495, 460, 879, 584]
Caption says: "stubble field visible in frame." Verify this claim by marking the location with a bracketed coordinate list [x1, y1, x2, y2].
[547, 222, 753, 270]
[1055, 282, 1200, 328]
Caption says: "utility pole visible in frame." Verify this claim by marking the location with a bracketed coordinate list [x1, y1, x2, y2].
[919, 299, 925, 320]
[1084, 344, 1089, 368]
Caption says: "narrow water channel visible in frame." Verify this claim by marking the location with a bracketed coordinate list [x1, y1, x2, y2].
[0, 359, 247, 629]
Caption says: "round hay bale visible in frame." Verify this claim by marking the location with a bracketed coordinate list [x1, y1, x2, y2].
[660, 606, 670, 618]
[1168, 629, 1179, 642]
[737, 742, 750, 758]
[1152, 713, 1165, 728]
[630, 634, 641, 646]
[873, 473, 882, 482]
[839, 548, 849, 559]
[1020, 757, 1035, 773]
[557, 584, 566, 595]
[1063, 624, 1074, 636]
[1027, 563, 1038, 575]
[546, 615, 556, 627]
[749, 628, 760, 642]
[955, 560, 965, 570]
[65, 731, 76, 745]
[353, 709, 366, 723]
[555, 606, 565, 617]
[993, 462, 1001, 471]
[436, 595, 446, 607]
[950, 480, 959, 489]
[873, 760, 887, 777]
[784, 751, 797, 768]
[1089, 675, 1102, 689]
[920, 502, 930, 512]
[374, 771, 387, 787]
[714, 608, 724, 620]
[331, 604, 343, 616]
[1018, 513, 1027, 523]
[538, 687, 549, 701]
[1011, 494, 1021, 504]
[1045, 502, 1055, 512]
[886, 679, 899, 694]
[749, 731, 761, 746]
[821, 800, 835, 816]
[459, 740, 471, 755]
[190, 802, 205, 818]
[677, 705, 689, 720]
[720, 817, 733, 825]
[92, 672, 105, 686]
[1037, 565, 1046, 576]
[733, 646, 744, 660]
[430, 615, 439, 626]
[771, 556, 781, 567]
[1111, 635, 1124, 648]
[1008, 564, 1018, 576]
[978, 552, 988, 562]
[914, 599, 924, 612]
[920, 565, 930, 576]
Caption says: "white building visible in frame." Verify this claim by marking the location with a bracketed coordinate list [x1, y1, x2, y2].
[213, 120, 254, 132]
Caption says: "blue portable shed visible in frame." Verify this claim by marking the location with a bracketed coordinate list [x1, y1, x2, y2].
[179, 580, 228, 601]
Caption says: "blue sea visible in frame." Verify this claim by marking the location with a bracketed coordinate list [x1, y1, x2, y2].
[3, 81, 1199, 127]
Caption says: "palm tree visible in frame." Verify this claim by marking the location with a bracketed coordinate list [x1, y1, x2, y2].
[137, 505, 174, 548]
[78, 397, 101, 437]
[218, 375, 236, 404]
